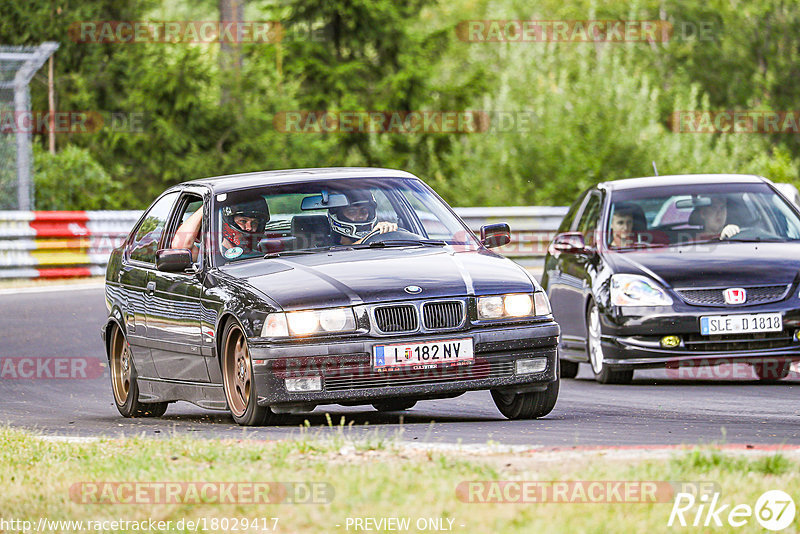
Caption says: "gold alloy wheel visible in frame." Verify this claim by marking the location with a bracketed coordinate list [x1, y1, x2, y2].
[223, 325, 251, 418]
[111, 327, 132, 405]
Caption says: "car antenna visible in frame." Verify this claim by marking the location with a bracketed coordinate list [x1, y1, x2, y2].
[652, 161, 659, 176]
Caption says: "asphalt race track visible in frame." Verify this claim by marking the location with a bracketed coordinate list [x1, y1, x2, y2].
[1, 285, 798, 446]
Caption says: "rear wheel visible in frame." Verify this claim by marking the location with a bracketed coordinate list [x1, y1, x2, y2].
[491, 379, 559, 419]
[560, 358, 579, 379]
[372, 400, 417, 412]
[752, 361, 791, 381]
[109, 325, 167, 417]
[587, 303, 633, 385]
[222, 320, 285, 426]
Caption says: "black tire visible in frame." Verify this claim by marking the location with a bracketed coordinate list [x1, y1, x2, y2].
[752, 361, 791, 381]
[560, 359, 579, 379]
[221, 319, 286, 426]
[109, 325, 168, 418]
[491, 379, 559, 419]
[372, 400, 417, 412]
[586, 302, 633, 385]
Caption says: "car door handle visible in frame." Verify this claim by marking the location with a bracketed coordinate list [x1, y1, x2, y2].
[146, 281, 156, 294]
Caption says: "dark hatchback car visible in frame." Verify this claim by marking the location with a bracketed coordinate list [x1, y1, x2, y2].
[103, 168, 560, 425]
[542, 174, 800, 384]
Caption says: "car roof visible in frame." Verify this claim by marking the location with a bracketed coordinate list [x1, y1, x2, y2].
[180, 167, 419, 193]
[598, 174, 767, 191]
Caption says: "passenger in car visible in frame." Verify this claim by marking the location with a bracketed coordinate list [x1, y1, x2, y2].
[220, 199, 271, 257]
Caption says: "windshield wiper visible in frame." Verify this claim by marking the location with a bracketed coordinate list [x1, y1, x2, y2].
[612, 242, 668, 251]
[363, 239, 447, 248]
[264, 249, 321, 258]
[725, 237, 784, 243]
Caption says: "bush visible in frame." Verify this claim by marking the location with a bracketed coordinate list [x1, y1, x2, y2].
[33, 144, 132, 210]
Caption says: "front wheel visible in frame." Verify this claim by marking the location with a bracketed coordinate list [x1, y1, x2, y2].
[586, 302, 633, 384]
[491, 380, 559, 419]
[109, 325, 167, 418]
[221, 320, 285, 426]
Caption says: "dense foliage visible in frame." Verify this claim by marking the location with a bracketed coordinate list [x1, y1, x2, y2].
[1, 0, 798, 209]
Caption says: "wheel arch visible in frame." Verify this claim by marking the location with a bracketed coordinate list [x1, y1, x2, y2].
[103, 314, 126, 362]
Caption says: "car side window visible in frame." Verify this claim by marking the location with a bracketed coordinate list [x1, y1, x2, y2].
[128, 192, 180, 264]
[560, 191, 588, 233]
[576, 194, 602, 247]
[166, 194, 204, 266]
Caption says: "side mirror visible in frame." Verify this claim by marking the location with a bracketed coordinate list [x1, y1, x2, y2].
[550, 232, 587, 254]
[156, 248, 193, 272]
[481, 223, 511, 248]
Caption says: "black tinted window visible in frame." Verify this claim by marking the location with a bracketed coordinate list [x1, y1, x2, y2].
[129, 192, 179, 264]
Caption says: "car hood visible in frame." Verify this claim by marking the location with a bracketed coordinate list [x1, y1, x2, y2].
[219, 247, 536, 310]
[608, 242, 800, 289]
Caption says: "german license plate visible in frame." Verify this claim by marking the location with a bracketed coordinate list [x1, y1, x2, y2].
[373, 338, 474, 372]
[700, 313, 782, 335]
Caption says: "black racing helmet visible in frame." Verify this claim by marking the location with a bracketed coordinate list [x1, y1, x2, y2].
[328, 190, 378, 240]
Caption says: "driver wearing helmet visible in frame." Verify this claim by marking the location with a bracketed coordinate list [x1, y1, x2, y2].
[328, 190, 397, 245]
[220, 198, 270, 258]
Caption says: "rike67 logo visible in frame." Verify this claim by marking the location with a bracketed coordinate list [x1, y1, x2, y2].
[669, 489, 796, 530]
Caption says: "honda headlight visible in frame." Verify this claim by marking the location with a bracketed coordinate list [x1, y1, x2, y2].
[610, 274, 673, 306]
[261, 307, 357, 337]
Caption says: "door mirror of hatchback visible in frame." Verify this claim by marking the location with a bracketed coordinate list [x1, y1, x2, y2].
[481, 223, 511, 248]
[156, 248, 193, 272]
[551, 232, 587, 254]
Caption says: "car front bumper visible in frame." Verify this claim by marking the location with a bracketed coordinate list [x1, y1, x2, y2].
[247, 321, 559, 408]
[598, 303, 800, 369]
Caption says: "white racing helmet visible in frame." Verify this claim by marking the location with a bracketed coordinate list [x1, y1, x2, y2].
[328, 190, 378, 240]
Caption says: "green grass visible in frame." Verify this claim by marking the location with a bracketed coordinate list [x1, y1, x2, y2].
[1, 427, 798, 533]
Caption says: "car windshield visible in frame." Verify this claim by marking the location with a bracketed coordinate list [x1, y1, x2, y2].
[214, 177, 479, 262]
[607, 182, 800, 250]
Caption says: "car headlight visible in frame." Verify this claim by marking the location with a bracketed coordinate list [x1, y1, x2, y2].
[610, 274, 673, 306]
[261, 307, 357, 337]
[477, 292, 551, 319]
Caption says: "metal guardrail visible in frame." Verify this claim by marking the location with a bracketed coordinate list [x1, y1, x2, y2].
[0, 207, 568, 279]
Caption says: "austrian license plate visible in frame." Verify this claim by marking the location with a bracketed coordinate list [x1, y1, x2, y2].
[373, 338, 474, 372]
[700, 313, 782, 335]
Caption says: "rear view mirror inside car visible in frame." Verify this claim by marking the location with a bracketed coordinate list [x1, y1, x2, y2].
[301, 192, 350, 210]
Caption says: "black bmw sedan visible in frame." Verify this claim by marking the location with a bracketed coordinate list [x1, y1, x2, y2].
[102, 168, 560, 425]
[542, 174, 800, 384]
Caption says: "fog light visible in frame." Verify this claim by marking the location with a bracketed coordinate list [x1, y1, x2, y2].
[515, 357, 547, 375]
[660, 335, 681, 348]
[285, 377, 322, 392]
[794, 329, 800, 342]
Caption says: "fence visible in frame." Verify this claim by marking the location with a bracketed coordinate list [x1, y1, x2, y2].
[0, 43, 59, 210]
[0, 207, 568, 279]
